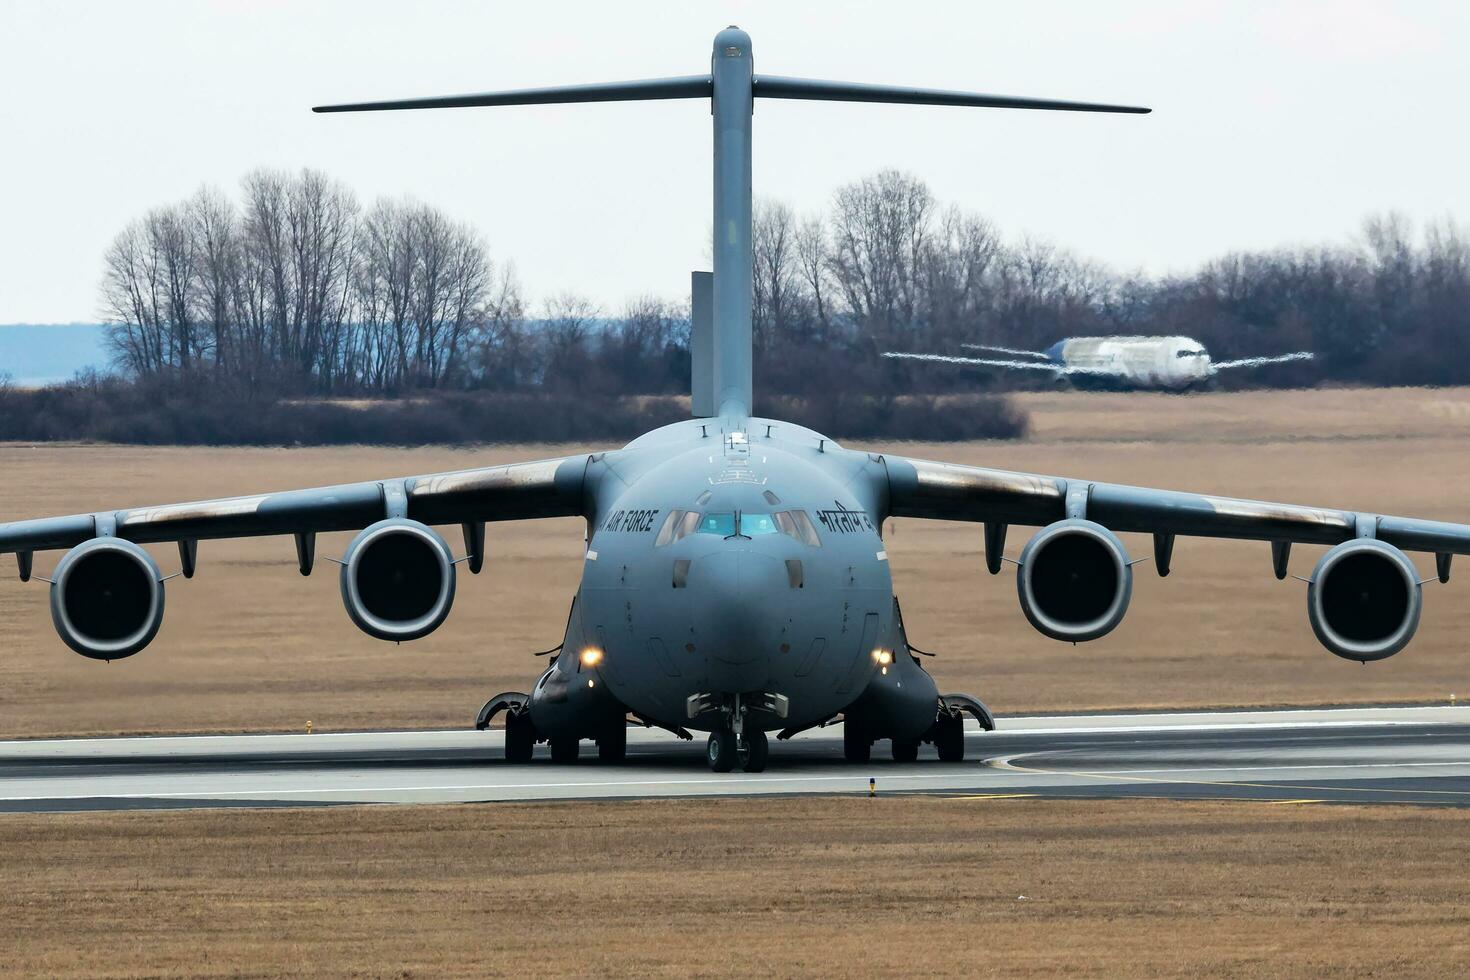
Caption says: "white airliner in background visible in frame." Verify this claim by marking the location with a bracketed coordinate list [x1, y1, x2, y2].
[885, 336, 1313, 390]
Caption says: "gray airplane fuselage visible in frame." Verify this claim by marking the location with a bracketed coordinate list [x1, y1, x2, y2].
[527, 415, 937, 742]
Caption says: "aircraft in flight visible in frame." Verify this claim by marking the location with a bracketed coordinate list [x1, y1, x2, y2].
[2, 28, 1464, 773]
[885, 336, 1314, 390]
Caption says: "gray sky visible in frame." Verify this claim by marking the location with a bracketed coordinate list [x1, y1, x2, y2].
[2, 0, 1467, 324]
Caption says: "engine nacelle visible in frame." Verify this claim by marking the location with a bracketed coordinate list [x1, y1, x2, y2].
[1308, 539, 1421, 662]
[49, 538, 165, 661]
[340, 518, 456, 641]
[1017, 519, 1132, 642]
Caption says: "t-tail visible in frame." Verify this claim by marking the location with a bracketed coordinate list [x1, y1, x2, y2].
[314, 26, 1149, 420]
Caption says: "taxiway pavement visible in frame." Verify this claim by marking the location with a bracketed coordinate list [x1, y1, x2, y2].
[1, 705, 1467, 812]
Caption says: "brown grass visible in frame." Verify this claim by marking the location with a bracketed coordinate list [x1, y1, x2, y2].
[4, 385, 1470, 737]
[2, 795, 1468, 978]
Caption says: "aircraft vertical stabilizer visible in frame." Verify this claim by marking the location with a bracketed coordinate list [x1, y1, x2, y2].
[313, 28, 1147, 420]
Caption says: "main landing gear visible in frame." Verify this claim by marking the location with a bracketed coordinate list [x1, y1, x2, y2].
[707, 724, 768, 773]
[477, 691, 628, 765]
[505, 706, 536, 763]
[840, 693, 995, 764]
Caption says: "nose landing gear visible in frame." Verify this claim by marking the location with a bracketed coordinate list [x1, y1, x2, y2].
[707, 725, 768, 772]
[697, 692, 774, 773]
[736, 728, 768, 772]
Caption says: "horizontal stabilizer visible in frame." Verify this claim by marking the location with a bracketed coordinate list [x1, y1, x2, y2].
[313, 75, 711, 113]
[753, 75, 1150, 114]
[1212, 352, 1314, 372]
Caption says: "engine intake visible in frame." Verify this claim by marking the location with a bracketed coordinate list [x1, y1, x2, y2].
[340, 518, 456, 641]
[1308, 539, 1421, 662]
[1017, 519, 1132, 642]
[50, 538, 165, 660]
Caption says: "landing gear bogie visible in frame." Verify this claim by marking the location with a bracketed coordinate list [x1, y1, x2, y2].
[933, 711, 965, 763]
[597, 723, 627, 763]
[550, 736, 580, 764]
[505, 709, 536, 764]
[843, 722, 871, 764]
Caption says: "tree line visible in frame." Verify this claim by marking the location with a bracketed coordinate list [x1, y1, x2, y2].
[102, 167, 1469, 400]
[74, 166, 1467, 445]
[750, 170, 1470, 392]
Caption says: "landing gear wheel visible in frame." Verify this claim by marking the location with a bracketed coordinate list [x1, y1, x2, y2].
[935, 712, 965, 763]
[550, 736, 580, 764]
[597, 723, 627, 763]
[891, 738, 920, 763]
[505, 710, 535, 764]
[843, 721, 871, 764]
[707, 726, 737, 773]
[736, 729, 769, 773]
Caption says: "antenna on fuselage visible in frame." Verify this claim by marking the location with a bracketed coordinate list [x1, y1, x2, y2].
[313, 26, 1149, 420]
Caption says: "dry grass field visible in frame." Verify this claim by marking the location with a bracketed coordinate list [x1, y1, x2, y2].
[2, 795, 1467, 978]
[4, 385, 1470, 737]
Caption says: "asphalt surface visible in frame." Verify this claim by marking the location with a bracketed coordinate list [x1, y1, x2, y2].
[2, 706, 1469, 812]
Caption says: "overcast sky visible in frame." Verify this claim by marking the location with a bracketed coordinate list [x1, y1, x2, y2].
[2, 0, 1467, 324]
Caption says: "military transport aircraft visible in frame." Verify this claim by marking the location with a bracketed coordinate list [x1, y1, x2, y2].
[2, 27, 1465, 773]
[885, 337, 1314, 390]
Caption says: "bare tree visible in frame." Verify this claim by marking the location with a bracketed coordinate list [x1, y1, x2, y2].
[475, 263, 531, 389]
[829, 169, 934, 345]
[187, 187, 240, 378]
[102, 203, 200, 379]
[752, 198, 805, 350]
[540, 291, 600, 389]
[794, 214, 834, 343]
[921, 206, 1000, 346]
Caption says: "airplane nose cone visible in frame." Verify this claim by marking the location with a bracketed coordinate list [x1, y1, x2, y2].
[690, 549, 785, 690]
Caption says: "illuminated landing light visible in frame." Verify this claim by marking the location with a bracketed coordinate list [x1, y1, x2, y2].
[580, 647, 604, 667]
[872, 648, 893, 666]
[588, 679, 596, 689]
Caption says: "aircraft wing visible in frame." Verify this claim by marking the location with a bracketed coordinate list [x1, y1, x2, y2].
[882, 351, 1113, 377]
[1211, 352, 1314, 371]
[0, 454, 591, 557]
[882, 453, 1470, 560]
[884, 352, 1060, 372]
[959, 344, 1052, 361]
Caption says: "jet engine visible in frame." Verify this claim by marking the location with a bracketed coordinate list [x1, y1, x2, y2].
[1017, 519, 1132, 642]
[340, 518, 456, 641]
[49, 538, 165, 660]
[1307, 539, 1421, 662]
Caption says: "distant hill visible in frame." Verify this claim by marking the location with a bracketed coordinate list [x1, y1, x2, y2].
[0, 323, 111, 386]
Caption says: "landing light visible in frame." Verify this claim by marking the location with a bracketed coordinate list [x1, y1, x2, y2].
[580, 647, 604, 667]
[873, 648, 893, 666]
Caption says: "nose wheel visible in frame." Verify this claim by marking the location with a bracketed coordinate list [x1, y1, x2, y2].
[707, 725, 768, 773]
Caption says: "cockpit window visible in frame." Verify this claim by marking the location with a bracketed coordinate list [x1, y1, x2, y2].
[743, 513, 780, 535]
[654, 509, 703, 547]
[697, 512, 737, 536]
[1176, 349, 1206, 359]
[767, 511, 819, 547]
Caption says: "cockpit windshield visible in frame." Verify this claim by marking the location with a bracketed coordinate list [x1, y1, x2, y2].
[697, 513, 737, 536]
[742, 513, 779, 535]
[654, 509, 822, 547]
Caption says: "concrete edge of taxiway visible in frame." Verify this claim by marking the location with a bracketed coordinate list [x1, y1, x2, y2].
[0, 704, 1466, 763]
